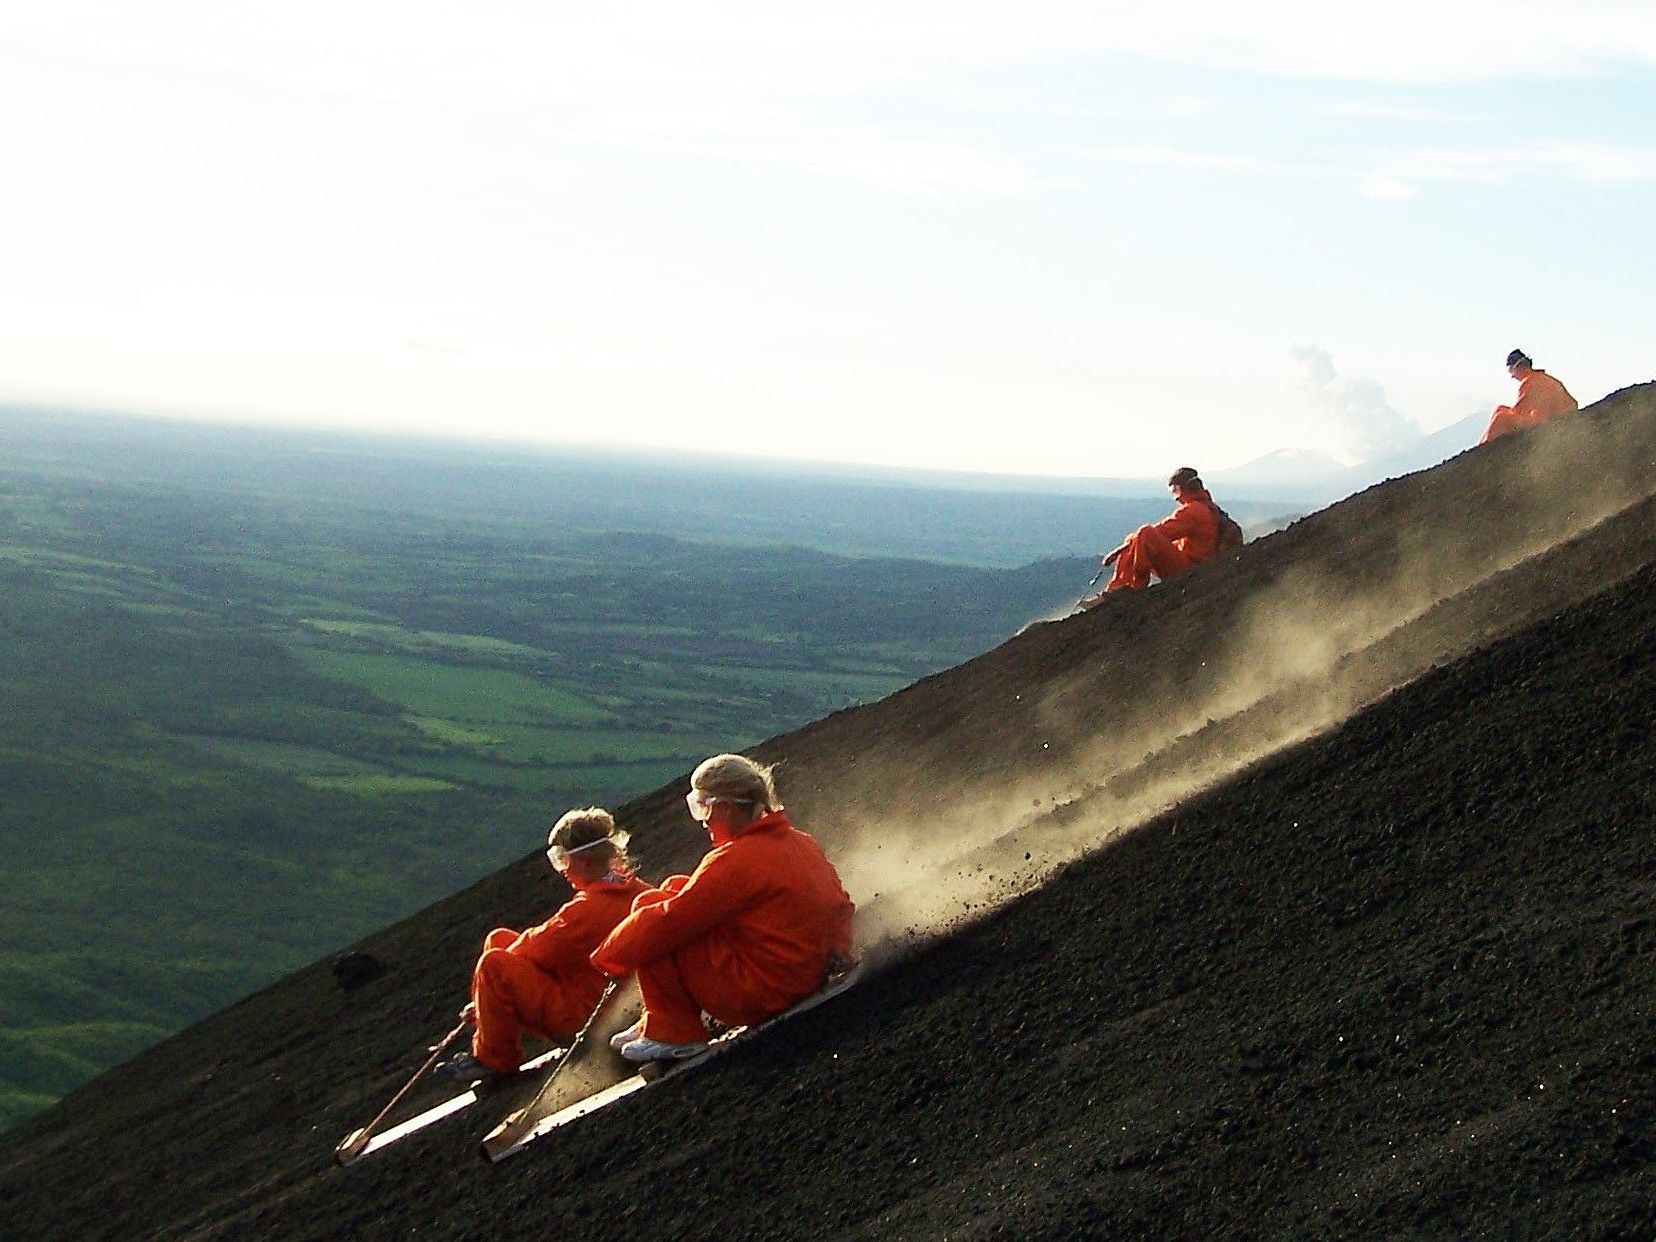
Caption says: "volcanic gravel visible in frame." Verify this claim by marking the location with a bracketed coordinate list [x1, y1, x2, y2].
[1, 387, 1652, 1240]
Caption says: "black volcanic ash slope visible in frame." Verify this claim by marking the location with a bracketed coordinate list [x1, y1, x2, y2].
[1, 389, 1653, 1239]
[297, 526, 1653, 1240]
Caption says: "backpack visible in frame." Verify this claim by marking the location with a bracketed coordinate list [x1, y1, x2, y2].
[1210, 504, 1245, 555]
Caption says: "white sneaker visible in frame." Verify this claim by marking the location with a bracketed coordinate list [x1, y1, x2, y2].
[618, 1035, 707, 1064]
[609, 1020, 643, 1053]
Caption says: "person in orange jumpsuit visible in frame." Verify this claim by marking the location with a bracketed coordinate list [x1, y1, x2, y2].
[436, 807, 650, 1085]
[1092, 466, 1223, 596]
[591, 753, 855, 1063]
[1480, 349, 1578, 444]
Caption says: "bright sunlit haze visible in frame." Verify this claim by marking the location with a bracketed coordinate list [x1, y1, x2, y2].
[3, 2, 1652, 478]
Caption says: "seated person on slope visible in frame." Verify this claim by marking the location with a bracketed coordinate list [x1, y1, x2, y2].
[436, 807, 650, 1086]
[592, 753, 856, 1064]
[1092, 466, 1223, 597]
[1480, 348, 1578, 445]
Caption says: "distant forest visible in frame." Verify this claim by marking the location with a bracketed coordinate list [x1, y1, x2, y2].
[0, 407, 1167, 1130]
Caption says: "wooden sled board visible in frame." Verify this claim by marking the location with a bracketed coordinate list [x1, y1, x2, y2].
[479, 974, 644, 1162]
[485, 965, 862, 1163]
[342, 1044, 564, 1165]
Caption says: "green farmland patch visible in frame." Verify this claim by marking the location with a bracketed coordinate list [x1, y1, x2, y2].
[115, 601, 200, 619]
[502, 726, 729, 764]
[546, 759, 693, 802]
[692, 664, 907, 704]
[405, 715, 500, 746]
[267, 600, 391, 622]
[300, 619, 546, 659]
[555, 622, 703, 637]
[176, 735, 394, 778]
[412, 722, 714, 766]
[294, 648, 613, 726]
[0, 543, 149, 574]
[393, 754, 547, 790]
[302, 774, 456, 795]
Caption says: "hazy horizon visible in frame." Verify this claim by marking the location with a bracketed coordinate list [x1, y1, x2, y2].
[0, 394, 1476, 507]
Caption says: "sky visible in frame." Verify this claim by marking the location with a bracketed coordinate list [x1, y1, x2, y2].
[2, 2, 1653, 478]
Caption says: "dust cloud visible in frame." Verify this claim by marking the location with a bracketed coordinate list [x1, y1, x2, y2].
[822, 389, 1656, 970]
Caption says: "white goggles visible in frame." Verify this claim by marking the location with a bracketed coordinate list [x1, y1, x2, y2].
[547, 830, 629, 871]
[685, 789, 753, 822]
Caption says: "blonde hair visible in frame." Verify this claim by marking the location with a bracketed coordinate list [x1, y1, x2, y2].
[548, 806, 616, 851]
[690, 753, 778, 813]
[547, 808, 633, 878]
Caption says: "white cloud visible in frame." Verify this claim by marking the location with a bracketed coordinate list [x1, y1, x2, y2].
[582, 109, 1032, 195]
[10, 2, 1656, 103]
[1367, 140, 1656, 195]
[9, 3, 1655, 202]
[1291, 345, 1420, 463]
[1357, 176, 1422, 201]
[1072, 141, 1281, 173]
[1316, 101, 1492, 124]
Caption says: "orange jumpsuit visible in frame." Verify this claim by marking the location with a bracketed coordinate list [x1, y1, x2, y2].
[1480, 370, 1578, 444]
[469, 870, 650, 1072]
[1105, 488, 1222, 592]
[591, 810, 855, 1045]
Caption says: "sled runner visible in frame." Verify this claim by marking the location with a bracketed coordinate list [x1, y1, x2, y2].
[336, 1042, 563, 1166]
[482, 965, 861, 1162]
[479, 975, 644, 1161]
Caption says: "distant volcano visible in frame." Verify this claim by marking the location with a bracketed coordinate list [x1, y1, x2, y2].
[1214, 412, 1488, 505]
[1214, 445, 1350, 485]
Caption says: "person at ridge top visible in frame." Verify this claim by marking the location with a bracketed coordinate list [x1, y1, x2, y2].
[436, 807, 650, 1086]
[1089, 466, 1224, 597]
[592, 753, 856, 1063]
[1480, 348, 1578, 445]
